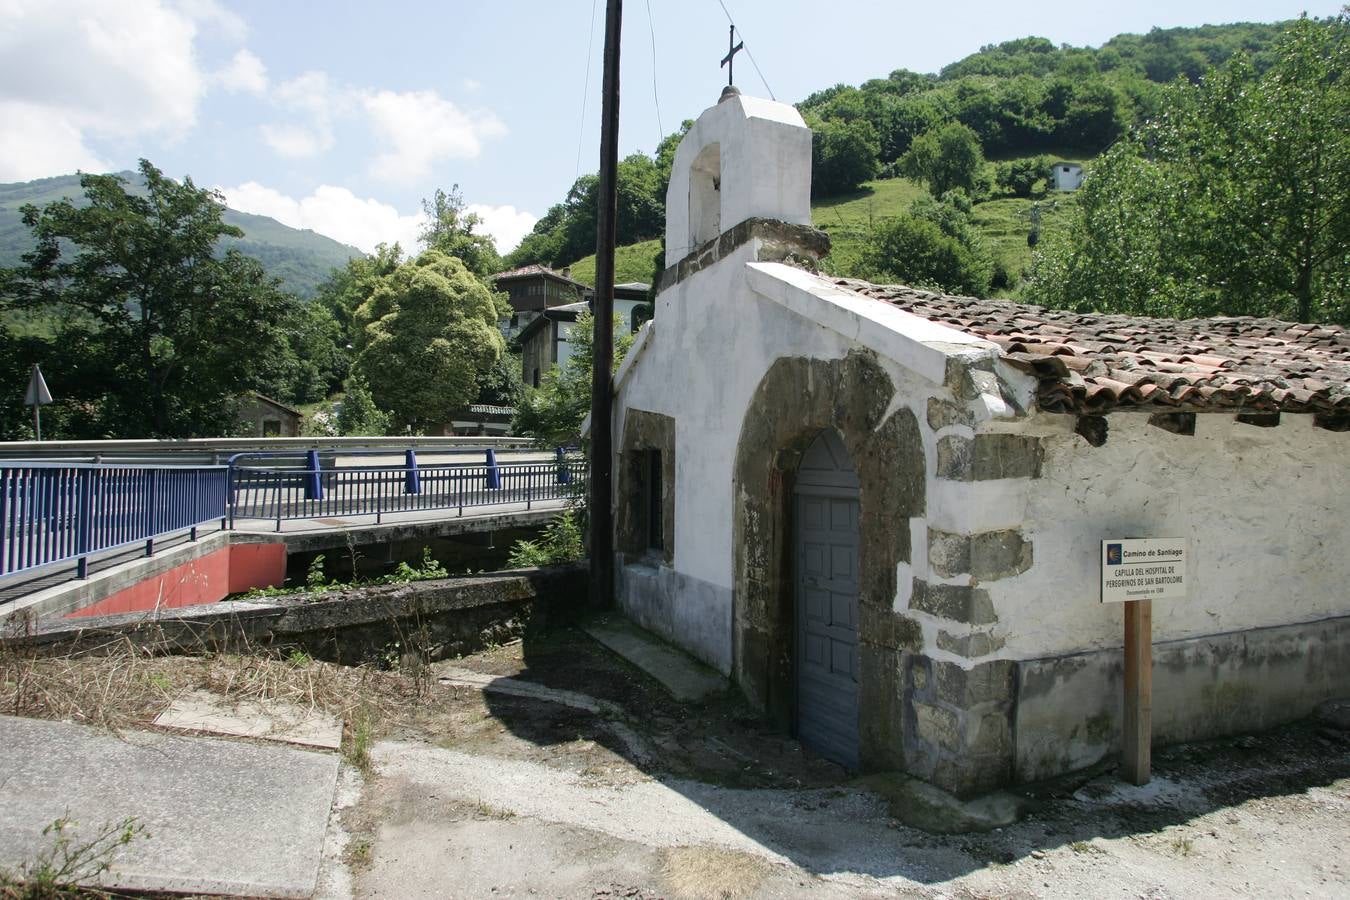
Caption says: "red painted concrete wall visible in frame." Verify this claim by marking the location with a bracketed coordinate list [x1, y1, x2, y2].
[66, 543, 287, 619]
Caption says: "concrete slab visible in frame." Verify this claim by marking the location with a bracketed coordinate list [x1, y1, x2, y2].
[584, 616, 727, 703]
[0, 715, 339, 898]
[154, 689, 343, 750]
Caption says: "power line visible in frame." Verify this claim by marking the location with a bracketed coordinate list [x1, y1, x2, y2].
[645, 0, 664, 140]
[714, 0, 775, 100]
[575, 0, 601, 182]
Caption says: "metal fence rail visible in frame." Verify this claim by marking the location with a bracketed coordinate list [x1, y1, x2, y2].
[229, 460, 587, 530]
[1, 463, 228, 580]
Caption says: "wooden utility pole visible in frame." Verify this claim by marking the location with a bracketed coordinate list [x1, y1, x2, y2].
[588, 0, 621, 609]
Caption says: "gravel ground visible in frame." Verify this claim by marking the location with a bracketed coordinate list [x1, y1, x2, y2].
[329, 626, 1350, 899]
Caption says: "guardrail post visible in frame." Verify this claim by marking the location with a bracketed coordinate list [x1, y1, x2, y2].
[405, 449, 421, 494]
[274, 473, 283, 533]
[146, 469, 159, 557]
[556, 447, 572, 484]
[75, 468, 93, 579]
[304, 449, 323, 500]
[485, 448, 501, 489]
[225, 466, 234, 530]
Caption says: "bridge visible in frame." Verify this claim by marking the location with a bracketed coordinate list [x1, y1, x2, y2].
[0, 440, 585, 619]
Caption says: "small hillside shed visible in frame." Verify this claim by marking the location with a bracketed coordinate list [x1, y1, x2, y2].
[239, 393, 303, 437]
[608, 87, 1350, 797]
[1052, 161, 1083, 191]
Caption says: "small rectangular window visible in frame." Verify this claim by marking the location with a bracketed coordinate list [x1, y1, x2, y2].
[645, 449, 663, 551]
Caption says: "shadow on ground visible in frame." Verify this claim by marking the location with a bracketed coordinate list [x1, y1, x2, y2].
[466, 619, 1350, 886]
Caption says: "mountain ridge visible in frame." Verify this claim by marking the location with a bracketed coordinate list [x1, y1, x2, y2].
[0, 171, 364, 299]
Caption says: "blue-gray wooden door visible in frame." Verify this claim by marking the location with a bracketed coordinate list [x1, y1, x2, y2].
[794, 429, 860, 769]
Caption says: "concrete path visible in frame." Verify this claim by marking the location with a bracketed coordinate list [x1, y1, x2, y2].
[583, 616, 728, 702]
[0, 715, 338, 898]
[154, 689, 344, 750]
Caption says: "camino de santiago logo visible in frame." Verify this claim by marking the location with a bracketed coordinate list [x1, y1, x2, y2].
[1106, 543, 1123, 566]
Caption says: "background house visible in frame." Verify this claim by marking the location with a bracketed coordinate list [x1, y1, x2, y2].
[492, 264, 588, 338]
[1051, 161, 1083, 190]
[517, 284, 652, 388]
[238, 393, 302, 437]
[607, 87, 1350, 797]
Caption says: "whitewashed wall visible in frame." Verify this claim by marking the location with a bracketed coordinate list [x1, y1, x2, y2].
[986, 412, 1350, 658]
[617, 248, 856, 588]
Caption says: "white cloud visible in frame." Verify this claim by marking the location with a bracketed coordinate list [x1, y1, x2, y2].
[465, 204, 537, 254]
[218, 181, 426, 255]
[215, 48, 267, 95]
[462, 78, 482, 93]
[218, 182, 538, 257]
[363, 89, 507, 184]
[0, 0, 205, 179]
[173, 0, 247, 42]
[258, 70, 341, 158]
[0, 101, 112, 180]
[259, 124, 330, 159]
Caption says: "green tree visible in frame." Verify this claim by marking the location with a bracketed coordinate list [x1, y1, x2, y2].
[7, 160, 297, 437]
[334, 373, 390, 436]
[513, 311, 633, 445]
[351, 249, 508, 432]
[315, 243, 404, 335]
[993, 155, 1054, 198]
[419, 185, 502, 278]
[1031, 15, 1350, 323]
[899, 122, 987, 197]
[506, 152, 669, 270]
[860, 192, 994, 296]
[255, 300, 350, 405]
[809, 115, 881, 197]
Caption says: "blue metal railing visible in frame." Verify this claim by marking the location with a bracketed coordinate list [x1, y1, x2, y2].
[228, 458, 587, 530]
[1, 462, 228, 580]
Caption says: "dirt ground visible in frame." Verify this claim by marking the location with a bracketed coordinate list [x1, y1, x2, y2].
[4, 623, 1348, 898]
[328, 625, 1350, 900]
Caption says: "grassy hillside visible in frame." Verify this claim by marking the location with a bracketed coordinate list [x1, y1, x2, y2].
[565, 160, 1080, 299]
[567, 240, 662, 288]
[0, 173, 362, 298]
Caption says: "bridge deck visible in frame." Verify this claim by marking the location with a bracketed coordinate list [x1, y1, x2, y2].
[0, 501, 570, 609]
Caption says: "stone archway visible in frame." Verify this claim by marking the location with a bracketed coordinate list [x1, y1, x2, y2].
[732, 348, 926, 771]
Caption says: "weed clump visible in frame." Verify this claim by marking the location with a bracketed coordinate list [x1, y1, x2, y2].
[0, 814, 144, 898]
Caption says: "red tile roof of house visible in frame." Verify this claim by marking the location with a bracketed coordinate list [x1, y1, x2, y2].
[830, 278, 1350, 418]
[491, 264, 588, 288]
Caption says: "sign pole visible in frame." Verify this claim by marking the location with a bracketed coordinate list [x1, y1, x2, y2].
[1102, 537, 1182, 787]
[1122, 598, 1153, 785]
[24, 364, 53, 442]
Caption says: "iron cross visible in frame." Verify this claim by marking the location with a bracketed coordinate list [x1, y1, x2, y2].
[720, 25, 744, 87]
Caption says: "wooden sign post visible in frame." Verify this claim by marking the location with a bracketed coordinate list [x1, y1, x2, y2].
[1122, 598, 1152, 785]
[1101, 538, 1185, 786]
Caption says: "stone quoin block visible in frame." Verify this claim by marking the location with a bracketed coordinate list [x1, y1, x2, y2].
[926, 397, 975, 431]
[935, 434, 1043, 481]
[936, 629, 1006, 658]
[910, 581, 998, 625]
[928, 529, 1033, 580]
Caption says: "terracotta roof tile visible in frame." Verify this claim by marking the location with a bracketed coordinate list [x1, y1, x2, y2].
[825, 277, 1350, 417]
[491, 264, 589, 288]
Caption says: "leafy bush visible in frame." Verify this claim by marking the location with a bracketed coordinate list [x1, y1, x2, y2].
[507, 510, 584, 568]
[860, 192, 994, 296]
[809, 116, 881, 197]
[993, 155, 1054, 198]
[899, 122, 988, 199]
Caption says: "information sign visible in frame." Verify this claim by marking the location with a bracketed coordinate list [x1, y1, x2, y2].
[1100, 538, 1186, 603]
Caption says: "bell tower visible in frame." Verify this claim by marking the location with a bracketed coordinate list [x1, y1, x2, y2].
[663, 87, 813, 268]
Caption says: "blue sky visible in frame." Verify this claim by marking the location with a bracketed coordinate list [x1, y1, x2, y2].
[1, 0, 1342, 255]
